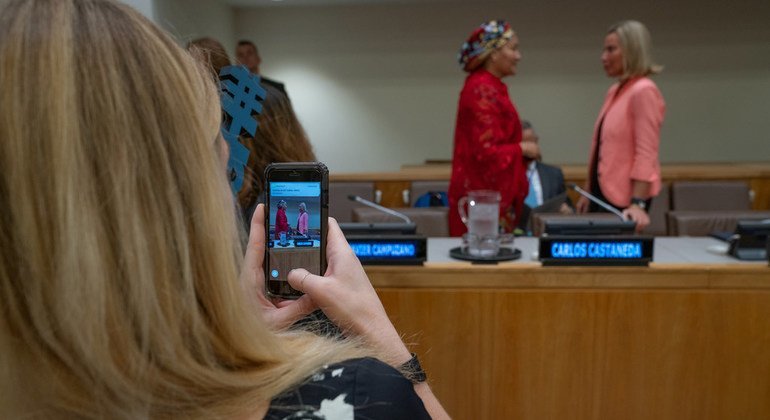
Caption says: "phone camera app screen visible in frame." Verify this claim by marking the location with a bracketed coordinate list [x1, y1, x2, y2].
[268, 181, 321, 282]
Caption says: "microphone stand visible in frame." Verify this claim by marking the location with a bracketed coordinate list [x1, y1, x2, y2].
[569, 184, 626, 220]
[338, 195, 417, 235]
[348, 195, 413, 223]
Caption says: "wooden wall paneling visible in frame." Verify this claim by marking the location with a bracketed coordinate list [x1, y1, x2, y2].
[750, 177, 770, 210]
[374, 180, 410, 207]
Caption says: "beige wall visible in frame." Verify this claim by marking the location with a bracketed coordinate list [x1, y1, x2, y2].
[155, 0, 235, 57]
[164, 0, 770, 172]
[121, 0, 154, 19]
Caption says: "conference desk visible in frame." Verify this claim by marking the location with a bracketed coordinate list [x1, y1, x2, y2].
[367, 237, 770, 420]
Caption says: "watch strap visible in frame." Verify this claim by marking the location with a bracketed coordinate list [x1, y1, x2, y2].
[630, 197, 647, 211]
[399, 353, 427, 384]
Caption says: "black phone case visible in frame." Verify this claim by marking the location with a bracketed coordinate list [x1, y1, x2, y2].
[264, 162, 328, 299]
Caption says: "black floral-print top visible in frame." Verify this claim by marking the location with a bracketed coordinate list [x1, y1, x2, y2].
[265, 357, 431, 420]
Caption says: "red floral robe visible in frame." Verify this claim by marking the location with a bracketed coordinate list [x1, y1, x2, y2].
[274, 207, 289, 239]
[448, 69, 528, 236]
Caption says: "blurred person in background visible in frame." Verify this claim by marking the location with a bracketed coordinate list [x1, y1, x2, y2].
[188, 36, 258, 222]
[236, 39, 288, 96]
[240, 84, 317, 230]
[187, 37, 231, 78]
[520, 120, 573, 215]
[448, 20, 540, 237]
[576, 20, 665, 232]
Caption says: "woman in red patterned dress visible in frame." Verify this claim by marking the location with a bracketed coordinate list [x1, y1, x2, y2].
[448, 20, 540, 236]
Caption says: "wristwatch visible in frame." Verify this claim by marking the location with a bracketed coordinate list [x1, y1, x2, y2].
[399, 353, 427, 384]
[629, 197, 647, 211]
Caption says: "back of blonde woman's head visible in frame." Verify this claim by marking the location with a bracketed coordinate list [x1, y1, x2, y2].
[0, 0, 359, 418]
[609, 20, 662, 78]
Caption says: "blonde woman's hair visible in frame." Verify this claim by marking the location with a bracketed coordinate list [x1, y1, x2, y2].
[609, 20, 662, 78]
[0, 0, 367, 418]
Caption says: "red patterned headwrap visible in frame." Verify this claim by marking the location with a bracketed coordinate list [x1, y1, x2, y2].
[457, 20, 514, 72]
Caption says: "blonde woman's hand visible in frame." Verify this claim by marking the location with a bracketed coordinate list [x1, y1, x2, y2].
[241, 204, 316, 330]
[287, 218, 412, 365]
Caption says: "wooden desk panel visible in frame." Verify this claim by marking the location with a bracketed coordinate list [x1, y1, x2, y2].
[370, 265, 770, 420]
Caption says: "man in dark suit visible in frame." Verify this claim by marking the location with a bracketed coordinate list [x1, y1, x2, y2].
[519, 120, 573, 231]
[235, 40, 287, 96]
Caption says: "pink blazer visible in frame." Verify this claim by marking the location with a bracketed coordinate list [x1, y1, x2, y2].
[587, 77, 665, 208]
[297, 212, 308, 235]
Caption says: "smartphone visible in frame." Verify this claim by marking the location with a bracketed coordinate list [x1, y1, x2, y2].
[264, 162, 328, 299]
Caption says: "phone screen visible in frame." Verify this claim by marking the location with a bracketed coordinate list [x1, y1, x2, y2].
[265, 165, 327, 298]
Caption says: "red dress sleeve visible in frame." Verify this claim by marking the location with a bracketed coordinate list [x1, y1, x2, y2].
[448, 70, 528, 236]
[275, 209, 289, 239]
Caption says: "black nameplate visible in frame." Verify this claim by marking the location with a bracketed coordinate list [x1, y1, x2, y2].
[346, 235, 426, 265]
[539, 235, 654, 266]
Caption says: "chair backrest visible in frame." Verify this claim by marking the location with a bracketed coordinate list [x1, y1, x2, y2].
[671, 181, 751, 211]
[328, 182, 374, 223]
[642, 182, 670, 236]
[666, 210, 770, 236]
[352, 207, 450, 237]
[409, 181, 449, 206]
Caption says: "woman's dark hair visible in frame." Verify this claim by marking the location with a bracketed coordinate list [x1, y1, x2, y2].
[239, 85, 317, 210]
[187, 37, 231, 79]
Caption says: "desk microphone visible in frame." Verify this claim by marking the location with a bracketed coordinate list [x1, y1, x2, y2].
[348, 195, 413, 224]
[568, 184, 625, 220]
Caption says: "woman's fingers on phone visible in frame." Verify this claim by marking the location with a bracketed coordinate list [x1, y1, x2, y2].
[267, 295, 317, 329]
[324, 217, 359, 273]
[241, 204, 266, 294]
[251, 204, 267, 268]
[326, 217, 352, 254]
[287, 268, 326, 296]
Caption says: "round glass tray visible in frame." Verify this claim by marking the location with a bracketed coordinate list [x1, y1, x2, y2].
[449, 247, 522, 264]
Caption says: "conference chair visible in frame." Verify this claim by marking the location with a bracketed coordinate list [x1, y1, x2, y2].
[670, 181, 752, 211]
[352, 207, 450, 237]
[666, 210, 770, 236]
[642, 182, 670, 236]
[328, 181, 375, 223]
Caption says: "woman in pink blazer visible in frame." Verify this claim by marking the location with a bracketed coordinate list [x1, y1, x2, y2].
[576, 20, 665, 232]
[296, 202, 309, 235]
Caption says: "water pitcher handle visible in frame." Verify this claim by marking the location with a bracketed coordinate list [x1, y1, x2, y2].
[457, 196, 469, 225]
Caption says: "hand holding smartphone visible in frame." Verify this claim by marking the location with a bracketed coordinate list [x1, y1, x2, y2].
[264, 162, 328, 299]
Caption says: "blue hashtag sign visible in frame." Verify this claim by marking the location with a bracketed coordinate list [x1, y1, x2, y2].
[219, 65, 266, 194]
